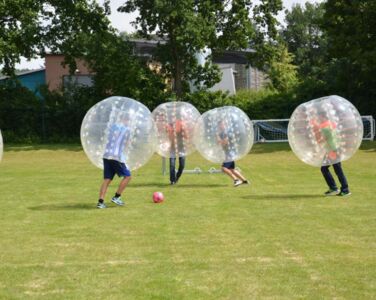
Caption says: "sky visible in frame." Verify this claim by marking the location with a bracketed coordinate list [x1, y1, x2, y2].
[17, 0, 322, 69]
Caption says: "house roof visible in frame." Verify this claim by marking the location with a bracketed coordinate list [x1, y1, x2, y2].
[129, 39, 254, 64]
[0, 68, 45, 80]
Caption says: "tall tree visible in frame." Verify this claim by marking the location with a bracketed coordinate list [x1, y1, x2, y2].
[267, 43, 298, 92]
[323, 0, 376, 115]
[0, 0, 111, 75]
[281, 2, 327, 78]
[119, 0, 282, 99]
[76, 31, 168, 109]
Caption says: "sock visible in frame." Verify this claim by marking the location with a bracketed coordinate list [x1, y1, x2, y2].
[98, 199, 104, 203]
[115, 193, 121, 198]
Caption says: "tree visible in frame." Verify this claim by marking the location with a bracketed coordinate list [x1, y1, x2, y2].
[0, 0, 111, 76]
[267, 43, 298, 92]
[118, 0, 282, 99]
[77, 31, 168, 109]
[322, 0, 376, 115]
[281, 2, 327, 78]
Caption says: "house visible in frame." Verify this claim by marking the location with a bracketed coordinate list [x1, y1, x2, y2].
[132, 39, 268, 95]
[45, 54, 93, 91]
[0, 69, 46, 97]
[2, 39, 267, 95]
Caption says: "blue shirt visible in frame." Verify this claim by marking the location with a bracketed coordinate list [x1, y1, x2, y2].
[103, 124, 130, 163]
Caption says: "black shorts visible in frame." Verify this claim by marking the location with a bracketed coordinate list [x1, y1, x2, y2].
[222, 161, 235, 169]
[103, 159, 131, 180]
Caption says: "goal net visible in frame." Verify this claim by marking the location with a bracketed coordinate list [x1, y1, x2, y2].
[253, 115, 375, 143]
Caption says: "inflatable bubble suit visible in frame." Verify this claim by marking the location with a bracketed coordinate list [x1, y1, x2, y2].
[193, 106, 254, 163]
[152, 101, 201, 158]
[81, 96, 157, 170]
[288, 95, 363, 167]
[0, 130, 3, 162]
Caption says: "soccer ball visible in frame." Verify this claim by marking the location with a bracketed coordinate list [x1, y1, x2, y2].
[152, 192, 164, 203]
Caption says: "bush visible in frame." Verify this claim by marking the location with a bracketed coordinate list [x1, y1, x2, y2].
[184, 89, 301, 120]
[0, 82, 42, 143]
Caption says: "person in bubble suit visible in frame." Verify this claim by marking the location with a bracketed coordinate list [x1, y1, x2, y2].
[166, 117, 186, 185]
[310, 112, 351, 196]
[97, 115, 132, 208]
[216, 121, 249, 187]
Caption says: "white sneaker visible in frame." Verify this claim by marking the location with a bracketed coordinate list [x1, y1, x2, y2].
[234, 179, 242, 187]
[111, 196, 124, 206]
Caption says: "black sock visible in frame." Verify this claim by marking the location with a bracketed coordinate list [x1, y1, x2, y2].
[98, 199, 104, 203]
[115, 193, 121, 198]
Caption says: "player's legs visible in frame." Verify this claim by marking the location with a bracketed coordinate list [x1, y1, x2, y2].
[332, 162, 349, 193]
[222, 166, 237, 180]
[231, 169, 247, 182]
[176, 156, 185, 182]
[116, 176, 131, 195]
[321, 165, 339, 194]
[169, 157, 177, 184]
[111, 161, 131, 205]
[99, 179, 112, 200]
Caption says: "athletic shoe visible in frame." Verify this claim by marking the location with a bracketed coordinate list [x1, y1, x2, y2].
[337, 191, 351, 197]
[242, 180, 250, 185]
[170, 181, 176, 185]
[324, 189, 339, 196]
[234, 179, 242, 187]
[97, 202, 107, 209]
[111, 196, 124, 206]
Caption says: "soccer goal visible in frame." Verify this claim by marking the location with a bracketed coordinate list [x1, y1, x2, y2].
[253, 115, 375, 143]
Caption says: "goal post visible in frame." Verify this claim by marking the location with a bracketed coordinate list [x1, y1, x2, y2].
[253, 115, 375, 143]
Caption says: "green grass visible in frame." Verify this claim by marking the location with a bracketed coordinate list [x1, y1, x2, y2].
[0, 142, 375, 299]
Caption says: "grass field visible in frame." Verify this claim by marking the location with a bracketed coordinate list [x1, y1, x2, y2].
[0, 142, 375, 299]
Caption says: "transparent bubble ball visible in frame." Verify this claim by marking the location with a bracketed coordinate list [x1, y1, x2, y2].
[288, 95, 363, 167]
[152, 101, 201, 158]
[0, 130, 3, 162]
[80, 96, 157, 170]
[193, 106, 254, 163]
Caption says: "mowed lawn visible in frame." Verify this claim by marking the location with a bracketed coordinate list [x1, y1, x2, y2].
[0, 142, 375, 299]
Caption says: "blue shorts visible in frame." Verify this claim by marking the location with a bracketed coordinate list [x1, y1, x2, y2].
[103, 159, 131, 180]
[222, 161, 235, 169]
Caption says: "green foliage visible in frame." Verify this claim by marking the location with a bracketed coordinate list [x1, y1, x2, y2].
[184, 88, 300, 119]
[281, 2, 327, 77]
[119, 0, 269, 98]
[266, 44, 298, 93]
[0, 82, 41, 142]
[230, 89, 300, 119]
[248, 0, 283, 70]
[0, 0, 111, 76]
[75, 31, 169, 110]
[0, 83, 104, 143]
[184, 90, 231, 113]
[322, 0, 376, 116]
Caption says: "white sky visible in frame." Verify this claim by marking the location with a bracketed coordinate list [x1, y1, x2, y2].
[17, 0, 322, 69]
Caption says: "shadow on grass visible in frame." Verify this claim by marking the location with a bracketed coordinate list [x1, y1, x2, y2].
[173, 183, 228, 188]
[130, 183, 228, 188]
[242, 194, 323, 200]
[360, 141, 376, 152]
[251, 143, 291, 154]
[5, 144, 82, 152]
[28, 203, 98, 210]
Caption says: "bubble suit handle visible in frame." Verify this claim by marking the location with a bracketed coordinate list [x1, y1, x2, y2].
[288, 95, 363, 167]
[193, 106, 254, 163]
[81, 96, 157, 170]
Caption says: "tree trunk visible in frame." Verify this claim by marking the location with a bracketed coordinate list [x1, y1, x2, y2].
[174, 59, 183, 100]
